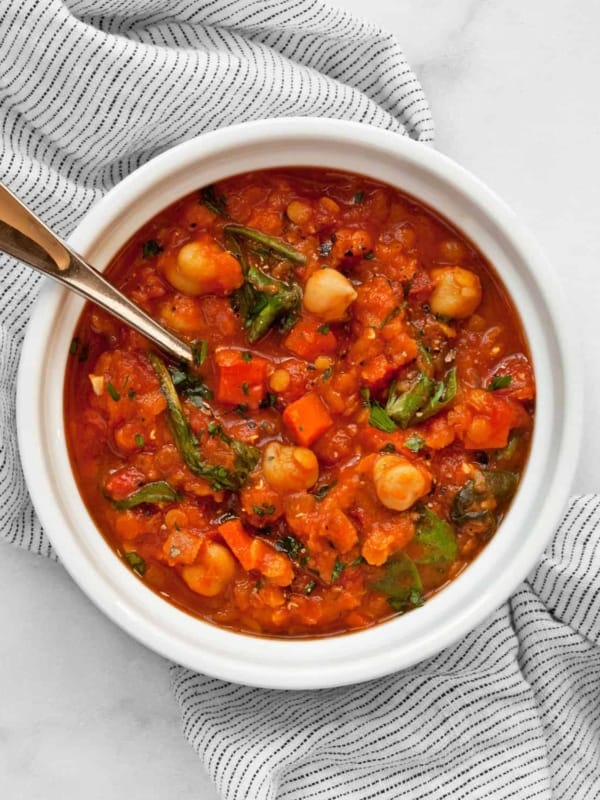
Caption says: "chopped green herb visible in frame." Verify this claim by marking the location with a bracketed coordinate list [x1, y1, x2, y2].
[380, 307, 400, 328]
[69, 337, 80, 356]
[77, 342, 89, 363]
[259, 393, 277, 409]
[207, 421, 220, 436]
[200, 185, 228, 218]
[363, 250, 375, 260]
[124, 551, 146, 576]
[108, 480, 180, 510]
[405, 434, 426, 453]
[353, 191, 365, 204]
[493, 433, 520, 462]
[488, 375, 512, 391]
[331, 558, 345, 582]
[142, 240, 163, 258]
[242, 351, 253, 362]
[134, 433, 145, 448]
[241, 381, 249, 396]
[317, 323, 331, 335]
[234, 403, 249, 416]
[369, 403, 397, 433]
[252, 503, 276, 517]
[275, 535, 305, 561]
[168, 364, 213, 407]
[106, 381, 121, 402]
[349, 555, 366, 567]
[379, 442, 397, 454]
[304, 580, 317, 595]
[191, 339, 208, 366]
[321, 367, 333, 381]
[312, 482, 336, 501]
[127, 389, 136, 400]
[360, 387, 371, 405]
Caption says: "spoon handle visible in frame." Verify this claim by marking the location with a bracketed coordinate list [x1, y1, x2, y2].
[0, 183, 193, 365]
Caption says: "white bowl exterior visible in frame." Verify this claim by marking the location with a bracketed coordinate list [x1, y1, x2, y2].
[17, 118, 581, 689]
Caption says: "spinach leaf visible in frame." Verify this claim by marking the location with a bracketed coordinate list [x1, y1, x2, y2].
[413, 507, 457, 565]
[124, 551, 146, 575]
[226, 225, 304, 343]
[370, 553, 423, 612]
[385, 373, 434, 428]
[385, 368, 457, 428]
[107, 480, 180, 510]
[369, 403, 397, 433]
[149, 353, 259, 492]
[451, 470, 518, 527]
[200, 185, 228, 218]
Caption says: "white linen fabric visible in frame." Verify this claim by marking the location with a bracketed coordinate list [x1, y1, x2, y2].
[1, 2, 598, 799]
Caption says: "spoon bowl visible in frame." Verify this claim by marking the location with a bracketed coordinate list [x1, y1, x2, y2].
[0, 182, 193, 365]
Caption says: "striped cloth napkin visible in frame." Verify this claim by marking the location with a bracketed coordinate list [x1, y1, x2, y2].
[1, 2, 598, 799]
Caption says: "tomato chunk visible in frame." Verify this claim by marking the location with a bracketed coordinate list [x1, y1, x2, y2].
[215, 348, 269, 409]
[283, 317, 337, 361]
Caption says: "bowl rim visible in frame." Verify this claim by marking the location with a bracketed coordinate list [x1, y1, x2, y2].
[17, 117, 582, 689]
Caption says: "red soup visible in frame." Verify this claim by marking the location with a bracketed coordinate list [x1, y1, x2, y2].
[64, 168, 535, 637]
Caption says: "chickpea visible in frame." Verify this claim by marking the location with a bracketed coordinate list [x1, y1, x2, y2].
[303, 268, 357, 322]
[286, 200, 312, 225]
[163, 236, 243, 296]
[314, 355, 333, 371]
[158, 295, 203, 333]
[269, 368, 291, 392]
[181, 541, 236, 597]
[319, 196, 340, 214]
[262, 441, 319, 492]
[429, 267, 482, 319]
[439, 239, 466, 263]
[373, 454, 432, 511]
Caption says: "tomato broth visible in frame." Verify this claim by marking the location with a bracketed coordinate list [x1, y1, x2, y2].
[64, 168, 535, 637]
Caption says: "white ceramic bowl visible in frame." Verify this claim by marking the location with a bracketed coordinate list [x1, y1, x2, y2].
[17, 118, 581, 689]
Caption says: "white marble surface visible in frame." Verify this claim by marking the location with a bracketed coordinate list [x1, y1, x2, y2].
[3, 1, 600, 797]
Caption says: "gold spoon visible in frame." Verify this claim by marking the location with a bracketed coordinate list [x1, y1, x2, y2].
[0, 182, 193, 364]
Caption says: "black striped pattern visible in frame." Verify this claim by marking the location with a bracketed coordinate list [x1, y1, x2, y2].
[0, 0, 432, 555]
[171, 496, 600, 798]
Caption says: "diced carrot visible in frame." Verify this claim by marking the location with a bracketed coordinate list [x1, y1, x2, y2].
[282, 392, 334, 446]
[283, 317, 337, 361]
[218, 519, 294, 587]
[215, 348, 269, 409]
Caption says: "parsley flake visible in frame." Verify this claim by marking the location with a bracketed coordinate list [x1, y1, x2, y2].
[488, 375, 512, 391]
